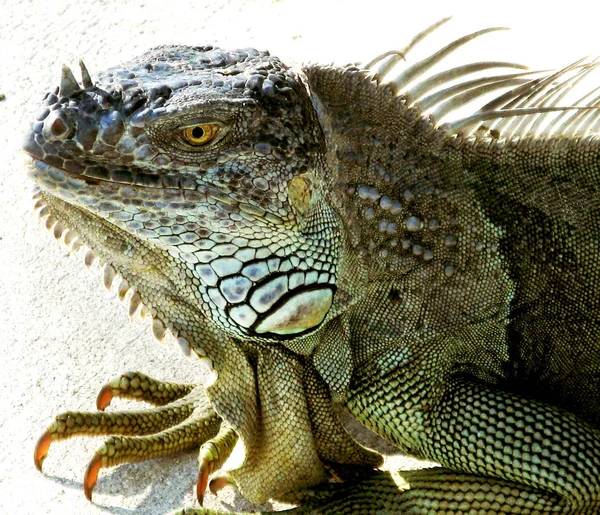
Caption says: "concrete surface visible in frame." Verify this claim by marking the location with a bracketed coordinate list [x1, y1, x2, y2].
[1, 1, 599, 513]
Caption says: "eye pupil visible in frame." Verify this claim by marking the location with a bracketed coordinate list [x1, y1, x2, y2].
[181, 124, 220, 146]
[191, 126, 205, 139]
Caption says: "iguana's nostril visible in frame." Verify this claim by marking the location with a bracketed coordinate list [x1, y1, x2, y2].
[43, 111, 73, 141]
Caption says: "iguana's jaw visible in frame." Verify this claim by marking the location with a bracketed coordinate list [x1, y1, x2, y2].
[25, 166, 218, 368]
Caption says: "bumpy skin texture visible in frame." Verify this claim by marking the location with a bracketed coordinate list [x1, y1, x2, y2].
[24, 25, 600, 514]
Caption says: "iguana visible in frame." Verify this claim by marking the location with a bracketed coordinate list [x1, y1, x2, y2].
[23, 18, 600, 514]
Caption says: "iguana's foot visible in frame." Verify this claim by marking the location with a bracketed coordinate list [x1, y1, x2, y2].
[34, 371, 234, 503]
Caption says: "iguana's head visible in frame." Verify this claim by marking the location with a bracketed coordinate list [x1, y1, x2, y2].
[23, 45, 340, 349]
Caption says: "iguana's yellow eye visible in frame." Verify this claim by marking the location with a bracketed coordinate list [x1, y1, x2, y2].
[181, 123, 220, 146]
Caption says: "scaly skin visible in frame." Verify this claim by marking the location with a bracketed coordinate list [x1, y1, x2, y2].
[25, 20, 600, 513]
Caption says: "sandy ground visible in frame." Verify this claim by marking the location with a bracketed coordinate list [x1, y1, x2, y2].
[1, 1, 600, 513]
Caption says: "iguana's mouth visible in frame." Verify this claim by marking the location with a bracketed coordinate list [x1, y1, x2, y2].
[25, 156, 195, 200]
[28, 182, 217, 379]
[26, 157, 102, 195]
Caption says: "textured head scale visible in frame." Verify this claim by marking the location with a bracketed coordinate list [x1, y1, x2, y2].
[24, 45, 340, 345]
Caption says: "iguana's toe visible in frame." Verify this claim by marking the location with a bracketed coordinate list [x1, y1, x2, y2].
[34, 373, 225, 502]
[82, 409, 222, 501]
[96, 371, 197, 409]
[196, 424, 238, 504]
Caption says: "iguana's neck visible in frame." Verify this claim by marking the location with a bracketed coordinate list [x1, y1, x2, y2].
[306, 64, 472, 284]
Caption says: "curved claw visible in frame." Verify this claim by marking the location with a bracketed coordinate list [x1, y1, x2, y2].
[196, 463, 233, 505]
[34, 430, 52, 471]
[209, 475, 233, 495]
[195, 426, 238, 504]
[84, 453, 102, 502]
[196, 460, 210, 506]
[96, 384, 114, 411]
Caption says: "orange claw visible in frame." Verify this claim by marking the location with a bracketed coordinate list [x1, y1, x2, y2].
[34, 430, 53, 471]
[209, 475, 232, 495]
[83, 453, 102, 502]
[196, 459, 210, 506]
[96, 384, 114, 411]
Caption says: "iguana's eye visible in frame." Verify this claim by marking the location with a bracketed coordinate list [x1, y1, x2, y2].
[180, 123, 221, 146]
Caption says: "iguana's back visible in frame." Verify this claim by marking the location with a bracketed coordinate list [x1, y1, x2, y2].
[462, 134, 600, 423]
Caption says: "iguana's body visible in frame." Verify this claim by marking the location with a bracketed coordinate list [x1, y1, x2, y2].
[25, 21, 600, 513]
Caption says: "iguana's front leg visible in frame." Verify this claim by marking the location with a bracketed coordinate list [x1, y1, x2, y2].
[347, 369, 600, 514]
